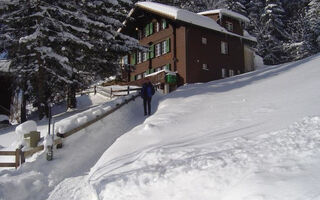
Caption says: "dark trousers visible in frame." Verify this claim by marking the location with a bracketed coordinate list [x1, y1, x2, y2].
[143, 97, 152, 115]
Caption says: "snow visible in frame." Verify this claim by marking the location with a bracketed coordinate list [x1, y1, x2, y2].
[0, 115, 9, 122]
[1, 54, 320, 200]
[0, 60, 11, 72]
[198, 8, 250, 23]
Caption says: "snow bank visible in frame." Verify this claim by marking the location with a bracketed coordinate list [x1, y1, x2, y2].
[0, 115, 9, 122]
[88, 116, 320, 200]
[55, 94, 135, 134]
[15, 120, 37, 136]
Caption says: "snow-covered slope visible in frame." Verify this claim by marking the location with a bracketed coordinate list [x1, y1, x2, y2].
[1, 54, 320, 200]
[52, 54, 320, 200]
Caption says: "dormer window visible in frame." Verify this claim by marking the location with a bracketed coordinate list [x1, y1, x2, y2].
[226, 21, 233, 32]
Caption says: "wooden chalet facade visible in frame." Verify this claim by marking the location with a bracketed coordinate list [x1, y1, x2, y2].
[119, 2, 256, 93]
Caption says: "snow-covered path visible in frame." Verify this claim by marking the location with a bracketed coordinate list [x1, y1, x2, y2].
[0, 95, 161, 200]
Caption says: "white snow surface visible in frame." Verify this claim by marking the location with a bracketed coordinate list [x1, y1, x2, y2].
[0, 115, 9, 122]
[199, 9, 250, 23]
[0, 60, 11, 72]
[1, 54, 320, 200]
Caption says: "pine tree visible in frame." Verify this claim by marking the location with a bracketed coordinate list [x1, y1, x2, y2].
[306, 0, 320, 51]
[258, 0, 290, 65]
[0, 0, 140, 120]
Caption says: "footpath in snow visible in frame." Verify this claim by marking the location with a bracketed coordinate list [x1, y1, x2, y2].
[1, 54, 320, 200]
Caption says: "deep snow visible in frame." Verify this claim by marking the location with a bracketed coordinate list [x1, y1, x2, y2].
[1, 54, 320, 200]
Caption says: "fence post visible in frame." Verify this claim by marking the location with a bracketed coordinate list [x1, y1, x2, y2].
[110, 88, 113, 98]
[15, 149, 20, 169]
[127, 85, 130, 95]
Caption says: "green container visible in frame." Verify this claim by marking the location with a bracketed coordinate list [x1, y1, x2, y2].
[166, 74, 177, 84]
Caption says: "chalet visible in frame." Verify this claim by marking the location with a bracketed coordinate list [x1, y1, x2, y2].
[119, 2, 256, 93]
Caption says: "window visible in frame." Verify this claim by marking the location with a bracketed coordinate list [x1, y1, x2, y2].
[122, 55, 128, 65]
[138, 30, 142, 40]
[202, 64, 208, 70]
[202, 37, 207, 45]
[155, 43, 161, 57]
[162, 19, 167, 29]
[136, 74, 142, 80]
[226, 21, 233, 32]
[161, 40, 167, 55]
[222, 68, 226, 78]
[221, 41, 228, 54]
[143, 52, 148, 62]
[137, 52, 142, 63]
[229, 69, 234, 77]
[156, 22, 160, 32]
[161, 39, 170, 55]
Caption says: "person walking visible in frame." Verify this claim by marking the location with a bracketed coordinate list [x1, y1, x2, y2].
[141, 79, 155, 116]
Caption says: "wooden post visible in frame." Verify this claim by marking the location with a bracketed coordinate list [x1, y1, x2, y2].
[110, 88, 113, 98]
[20, 149, 25, 164]
[15, 149, 20, 169]
[127, 85, 130, 95]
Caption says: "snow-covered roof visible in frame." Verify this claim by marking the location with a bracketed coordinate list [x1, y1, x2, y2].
[130, 2, 256, 42]
[135, 2, 226, 33]
[198, 9, 250, 23]
[0, 60, 11, 73]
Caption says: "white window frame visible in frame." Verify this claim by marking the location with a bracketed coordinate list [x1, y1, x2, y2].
[156, 22, 160, 32]
[161, 40, 167, 55]
[202, 64, 208, 70]
[155, 43, 161, 57]
[221, 41, 228, 55]
[162, 19, 167, 29]
[226, 21, 233, 32]
[202, 37, 207, 45]
[123, 55, 128, 65]
[222, 68, 226, 78]
[229, 69, 234, 77]
[137, 52, 142, 64]
[136, 74, 142, 80]
[143, 52, 148, 62]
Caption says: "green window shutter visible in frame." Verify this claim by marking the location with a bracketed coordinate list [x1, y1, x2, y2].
[130, 75, 135, 81]
[146, 24, 150, 36]
[130, 53, 136, 65]
[149, 23, 153, 35]
[150, 68, 154, 73]
[146, 51, 150, 60]
[150, 45, 154, 58]
[166, 38, 171, 53]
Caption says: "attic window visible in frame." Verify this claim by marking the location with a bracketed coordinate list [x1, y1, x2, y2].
[202, 37, 207, 45]
[226, 21, 233, 32]
[221, 41, 228, 55]
[202, 64, 208, 70]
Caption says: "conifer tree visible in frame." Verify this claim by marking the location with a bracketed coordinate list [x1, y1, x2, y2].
[0, 0, 140, 120]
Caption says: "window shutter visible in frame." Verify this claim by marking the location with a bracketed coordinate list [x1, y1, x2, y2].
[146, 24, 150, 36]
[150, 68, 154, 73]
[150, 45, 154, 58]
[146, 51, 150, 60]
[130, 53, 136, 65]
[149, 23, 153, 35]
[130, 75, 135, 81]
[166, 38, 170, 53]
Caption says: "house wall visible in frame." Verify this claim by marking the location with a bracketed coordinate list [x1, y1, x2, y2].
[131, 18, 175, 78]
[185, 25, 245, 84]
[202, 13, 244, 36]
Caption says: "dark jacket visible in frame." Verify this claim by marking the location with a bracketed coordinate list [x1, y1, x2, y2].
[141, 82, 155, 99]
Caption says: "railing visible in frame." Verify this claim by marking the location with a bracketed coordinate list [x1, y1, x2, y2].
[0, 138, 62, 169]
[0, 147, 24, 169]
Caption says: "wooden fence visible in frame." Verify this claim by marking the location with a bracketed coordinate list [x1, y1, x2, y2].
[0, 148, 24, 169]
[0, 138, 62, 169]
